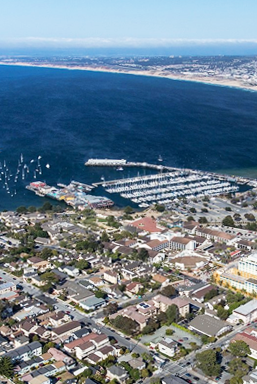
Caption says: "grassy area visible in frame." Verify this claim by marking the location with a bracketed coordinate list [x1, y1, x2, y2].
[171, 323, 196, 335]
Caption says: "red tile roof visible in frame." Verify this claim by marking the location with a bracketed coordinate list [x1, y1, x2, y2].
[130, 217, 163, 233]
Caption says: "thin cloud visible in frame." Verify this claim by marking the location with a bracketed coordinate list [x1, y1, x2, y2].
[1, 37, 257, 48]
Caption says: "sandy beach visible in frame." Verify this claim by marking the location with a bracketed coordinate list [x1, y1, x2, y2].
[0, 61, 257, 92]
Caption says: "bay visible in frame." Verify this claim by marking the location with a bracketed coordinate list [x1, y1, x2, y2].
[0, 65, 257, 210]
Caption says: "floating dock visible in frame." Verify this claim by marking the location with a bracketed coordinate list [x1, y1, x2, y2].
[98, 171, 239, 208]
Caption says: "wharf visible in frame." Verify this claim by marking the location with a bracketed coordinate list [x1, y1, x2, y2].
[26, 181, 113, 210]
[86, 158, 255, 187]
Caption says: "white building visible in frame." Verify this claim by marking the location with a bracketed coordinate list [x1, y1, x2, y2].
[158, 338, 177, 357]
[231, 300, 257, 324]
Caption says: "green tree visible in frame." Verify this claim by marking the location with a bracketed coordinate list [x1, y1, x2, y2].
[222, 215, 235, 227]
[217, 306, 229, 320]
[130, 369, 140, 381]
[101, 231, 110, 242]
[41, 247, 53, 260]
[103, 302, 119, 316]
[230, 377, 243, 384]
[190, 207, 197, 213]
[0, 357, 14, 378]
[155, 204, 165, 212]
[95, 290, 107, 299]
[228, 358, 249, 378]
[141, 353, 154, 363]
[196, 350, 221, 377]
[42, 341, 55, 353]
[16, 206, 27, 214]
[199, 217, 208, 224]
[166, 328, 174, 336]
[204, 288, 218, 301]
[166, 304, 179, 324]
[161, 284, 176, 297]
[28, 206, 37, 213]
[141, 369, 150, 378]
[201, 335, 215, 344]
[229, 340, 250, 357]
[41, 202, 53, 212]
[124, 206, 134, 214]
[76, 259, 90, 271]
[137, 248, 149, 262]
[111, 315, 139, 335]
[40, 271, 59, 284]
[187, 216, 195, 222]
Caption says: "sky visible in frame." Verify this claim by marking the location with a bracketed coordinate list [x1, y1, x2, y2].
[0, 0, 257, 52]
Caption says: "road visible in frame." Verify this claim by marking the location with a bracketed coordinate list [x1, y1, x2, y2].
[0, 269, 250, 383]
[0, 269, 148, 355]
[143, 322, 249, 384]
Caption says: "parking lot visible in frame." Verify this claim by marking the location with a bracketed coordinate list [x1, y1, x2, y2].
[140, 324, 202, 349]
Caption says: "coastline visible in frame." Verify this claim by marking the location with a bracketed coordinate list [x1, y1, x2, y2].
[0, 61, 257, 92]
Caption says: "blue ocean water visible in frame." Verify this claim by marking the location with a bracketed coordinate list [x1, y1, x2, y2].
[0, 65, 257, 210]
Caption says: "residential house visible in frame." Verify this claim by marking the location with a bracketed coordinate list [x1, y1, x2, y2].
[6, 341, 42, 362]
[158, 338, 177, 357]
[0, 282, 16, 295]
[62, 266, 80, 278]
[51, 321, 81, 341]
[106, 365, 129, 383]
[79, 296, 106, 311]
[103, 270, 119, 285]
[128, 357, 146, 370]
[125, 282, 143, 297]
[190, 284, 217, 303]
[48, 347, 74, 367]
[29, 375, 51, 384]
[152, 274, 170, 287]
[27, 257, 50, 271]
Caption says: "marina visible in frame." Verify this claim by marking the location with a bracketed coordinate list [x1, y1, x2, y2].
[98, 171, 239, 208]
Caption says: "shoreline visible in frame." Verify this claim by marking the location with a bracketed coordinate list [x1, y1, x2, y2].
[0, 61, 257, 92]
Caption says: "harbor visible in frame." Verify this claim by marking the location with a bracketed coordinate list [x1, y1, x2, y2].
[25, 159, 257, 211]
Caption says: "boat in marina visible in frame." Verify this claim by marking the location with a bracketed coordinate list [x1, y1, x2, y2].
[101, 170, 239, 207]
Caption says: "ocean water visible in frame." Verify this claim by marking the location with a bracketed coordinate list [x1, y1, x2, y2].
[0, 65, 257, 210]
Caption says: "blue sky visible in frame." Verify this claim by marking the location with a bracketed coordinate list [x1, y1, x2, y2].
[0, 0, 257, 47]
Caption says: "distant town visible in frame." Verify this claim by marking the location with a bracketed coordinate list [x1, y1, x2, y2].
[1, 55, 257, 90]
[1, 177, 257, 384]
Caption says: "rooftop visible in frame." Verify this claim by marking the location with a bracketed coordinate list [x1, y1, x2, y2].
[234, 300, 257, 316]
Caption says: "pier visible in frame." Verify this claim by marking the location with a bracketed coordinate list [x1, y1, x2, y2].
[27, 181, 113, 210]
[86, 158, 256, 187]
